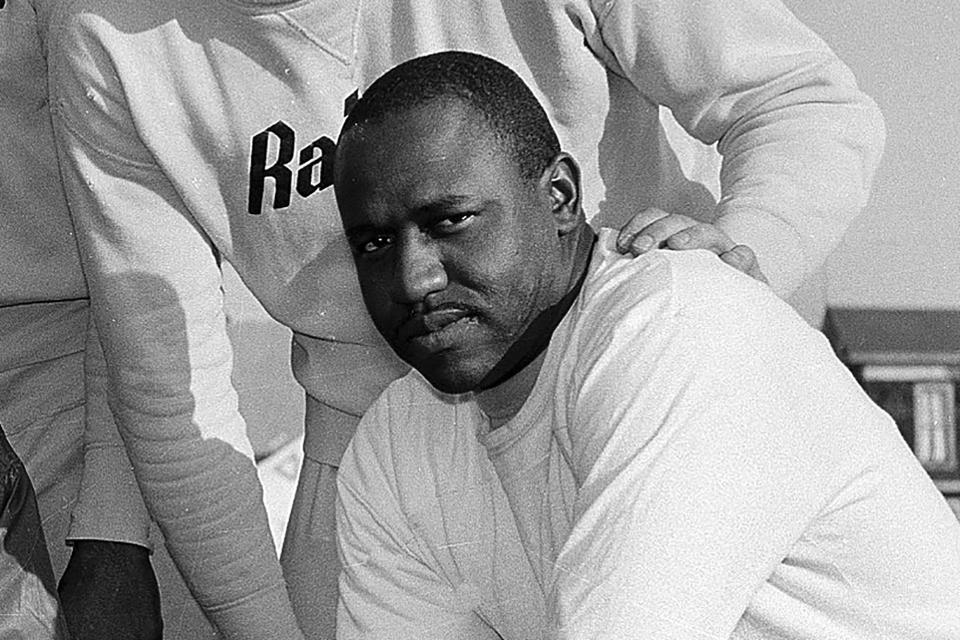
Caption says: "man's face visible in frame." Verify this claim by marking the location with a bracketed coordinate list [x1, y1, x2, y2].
[335, 100, 566, 394]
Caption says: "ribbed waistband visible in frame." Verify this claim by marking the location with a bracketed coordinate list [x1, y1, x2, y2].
[292, 331, 410, 466]
[291, 330, 409, 418]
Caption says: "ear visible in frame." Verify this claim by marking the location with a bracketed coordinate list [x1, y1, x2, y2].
[540, 153, 583, 236]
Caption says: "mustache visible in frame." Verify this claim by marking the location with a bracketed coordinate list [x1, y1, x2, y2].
[395, 299, 485, 341]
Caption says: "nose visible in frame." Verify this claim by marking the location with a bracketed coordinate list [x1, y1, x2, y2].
[393, 233, 447, 304]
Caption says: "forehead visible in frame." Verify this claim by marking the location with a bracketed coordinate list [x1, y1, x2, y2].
[335, 100, 520, 218]
[339, 99, 495, 171]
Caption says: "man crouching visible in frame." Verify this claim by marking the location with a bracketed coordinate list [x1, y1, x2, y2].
[332, 51, 960, 639]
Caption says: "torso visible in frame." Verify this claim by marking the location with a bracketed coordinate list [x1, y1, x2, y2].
[342, 239, 960, 638]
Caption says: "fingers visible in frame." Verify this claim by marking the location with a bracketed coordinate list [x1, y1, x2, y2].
[664, 223, 735, 255]
[616, 208, 736, 257]
[615, 208, 670, 255]
[615, 208, 769, 285]
[616, 208, 703, 256]
[720, 244, 769, 284]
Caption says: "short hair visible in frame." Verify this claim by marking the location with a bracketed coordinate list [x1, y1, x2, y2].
[338, 51, 561, 182]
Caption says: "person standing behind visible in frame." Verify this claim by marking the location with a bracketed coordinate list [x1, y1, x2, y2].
[1, 0, 212, 637]
[45, 0, 884, 637]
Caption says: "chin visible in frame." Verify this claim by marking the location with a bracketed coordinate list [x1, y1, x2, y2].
[412, 354, 489, 395]
[420, 368, 480, 395]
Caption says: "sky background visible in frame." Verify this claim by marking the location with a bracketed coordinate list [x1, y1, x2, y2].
[785, 0, 959, 308]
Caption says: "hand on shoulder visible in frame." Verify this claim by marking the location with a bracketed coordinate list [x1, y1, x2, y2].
[616, 208, 768, 285]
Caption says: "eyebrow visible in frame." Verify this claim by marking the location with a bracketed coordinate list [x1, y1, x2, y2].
[343, 194, 490, 240]
[410, 194, 480, 217]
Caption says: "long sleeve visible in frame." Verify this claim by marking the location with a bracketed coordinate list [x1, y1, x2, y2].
[588, 0, 886, 295]
[47, 6, 304, 639]
[65, 314, 151, 547]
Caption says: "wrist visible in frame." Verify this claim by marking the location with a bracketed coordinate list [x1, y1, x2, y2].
[70, 539, 150, 564]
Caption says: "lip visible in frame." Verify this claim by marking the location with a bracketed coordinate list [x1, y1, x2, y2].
[397, 308, 477, 351]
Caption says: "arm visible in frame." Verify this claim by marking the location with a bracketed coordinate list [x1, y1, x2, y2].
[66, 316, 151, 549]
[552, 252, 866, 637]
[58, 541, 161, 640]
[336, 404, 499, 640]
[589, 0, 885, 295]
[47, 10, 303, 640]
[58, 315, 162, 640]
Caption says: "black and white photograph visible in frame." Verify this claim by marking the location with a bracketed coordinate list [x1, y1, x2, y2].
[2, 0, 958, 638]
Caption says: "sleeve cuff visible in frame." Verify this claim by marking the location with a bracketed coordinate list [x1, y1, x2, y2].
[66, 443, 152, 549]
[714, 204, 808, 298]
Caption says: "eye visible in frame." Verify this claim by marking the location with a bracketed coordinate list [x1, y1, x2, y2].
[431, 212, 475, 234]
[355, 234, 395, 256]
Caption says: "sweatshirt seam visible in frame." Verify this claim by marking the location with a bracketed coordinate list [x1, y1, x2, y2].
[220, 0, 361, 67]
[51, 96, 159, 170]
[0, 399, 84, 434]
[278, 12, 352, 66]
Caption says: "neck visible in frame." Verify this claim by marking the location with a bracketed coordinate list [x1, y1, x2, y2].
[476, 226, 596, 429]
[477, 349, 548, 430]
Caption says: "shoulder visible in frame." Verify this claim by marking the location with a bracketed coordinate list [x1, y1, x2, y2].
[46, 0, 146, 82]
[340, 371, 484, 499]
[580, 230, 817, 362]
[47, 0, 188, 70]
[579, 230, 890, 447]
[47, 0, 196, 144]
[568, 231, 865, 420]
[49, 0, 179, 30]
[563, 233, 894, 501]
